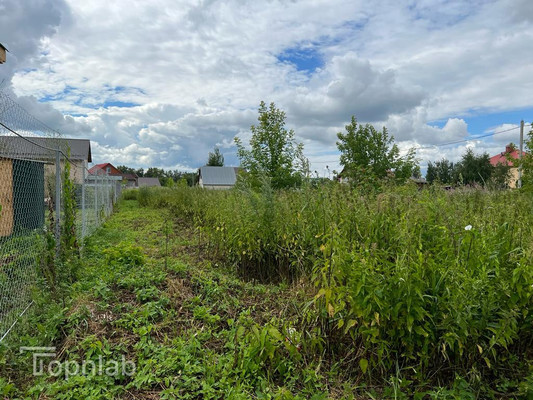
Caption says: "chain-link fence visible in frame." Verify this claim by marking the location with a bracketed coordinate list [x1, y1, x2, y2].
[0, 90, 118, 342]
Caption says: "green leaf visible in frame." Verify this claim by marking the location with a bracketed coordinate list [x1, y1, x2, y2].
[359, 358, 368, 374]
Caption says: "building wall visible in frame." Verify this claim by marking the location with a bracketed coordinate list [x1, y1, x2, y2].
[0, 159, 14, 237]
[203, 185, 233, 190]
[44, 159, 86, 186]
[509, 167, 519, 188]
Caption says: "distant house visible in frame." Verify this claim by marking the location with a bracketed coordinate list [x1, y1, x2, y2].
[88, 163, 139, 187]
[490, 144, 528, 188]
[122, 173, 138, 187]
[198, 166, 240, 190]
[0, 43, 8, 64]
[410, 176, 428, 188]
[88, 162, 123, 177]
[138, 177, 161, 187]
[0, 136, 92, 183]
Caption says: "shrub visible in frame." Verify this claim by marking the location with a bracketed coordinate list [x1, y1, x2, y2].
[122, 189, 138, 200]
[136, 184, 533, 390]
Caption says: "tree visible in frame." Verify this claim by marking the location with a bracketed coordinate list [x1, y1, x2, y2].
[412, 165, 422, 179]
[117, 165, 136, 175]
[454, 148, 492, 186]
[336, 116, 416, 185]
[235, 101, 305, 189]
[520, 124, 533, 189]
[490, 162, 511, 189]
[426, 162, 437, 184]
[426, 159, 455, 184]
[207, 147, 224, 166]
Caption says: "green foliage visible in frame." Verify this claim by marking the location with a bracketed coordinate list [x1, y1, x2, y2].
[61, 153, 79, 260]
[122, 189, 138, 200]
[426, 158, 455, 184]
[137, 183, 533, 396]
[207, 146, 224, 166]
[521, 124, 533, 189]
[3, 187, 532, 399]
[489, 162, 511, 189]
[235, 101, 306, 189]
[337, 116, 416, 186]
[454, 148, 493, 186]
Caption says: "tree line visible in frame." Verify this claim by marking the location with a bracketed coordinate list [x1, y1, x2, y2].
[425, 148, 511, 188]
[119, 101, 533, 191]
[234, 101, 533, 190]
[116, 166, 198, 187]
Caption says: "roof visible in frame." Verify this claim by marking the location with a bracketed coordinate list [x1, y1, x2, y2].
[138, 177, 161, 187]
[0, 136, 92, 162]
[490, 144, 527, 167]
[0, 43, 7, 52]
[122, 173, 138, 180]
[199, 166, 237, 186]
[88, 162, 122, 176]
[410, 177, 427, 184]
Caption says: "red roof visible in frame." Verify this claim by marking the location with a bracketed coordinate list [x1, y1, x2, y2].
[490, 144, 527, 167]
[88, 162, 123, 176]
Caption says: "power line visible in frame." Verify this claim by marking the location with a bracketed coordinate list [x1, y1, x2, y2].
[414, 125, 521, 150]
[311, 125, 525, 163]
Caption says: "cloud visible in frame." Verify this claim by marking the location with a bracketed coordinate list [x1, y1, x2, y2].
[284, 52, 425, 129]
[1, 0, 532, 172]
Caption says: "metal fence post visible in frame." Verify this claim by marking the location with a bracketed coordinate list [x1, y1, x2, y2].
[55, 150, 61, 257]
[81, 167, 86, 240]
[95, 174, 98, 226]
[101, 175, 105, 217]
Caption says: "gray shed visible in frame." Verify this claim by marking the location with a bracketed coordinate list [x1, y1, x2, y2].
[198, 166, 239, 190]
[138, 177, 161, 187]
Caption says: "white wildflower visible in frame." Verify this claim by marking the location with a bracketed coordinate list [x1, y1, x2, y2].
[464, 225, 472, 231]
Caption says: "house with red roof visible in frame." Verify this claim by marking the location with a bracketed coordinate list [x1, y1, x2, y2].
[490, 144, 528, 188]
[88, 163, 139, 187]
[88, 162, 123, 177]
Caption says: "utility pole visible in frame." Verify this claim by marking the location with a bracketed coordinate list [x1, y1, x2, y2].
[518, 120, 524, 188]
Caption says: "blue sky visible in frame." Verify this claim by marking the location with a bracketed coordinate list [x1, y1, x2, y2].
[2, 0, 533, 172]
[278, 46, 324, 73]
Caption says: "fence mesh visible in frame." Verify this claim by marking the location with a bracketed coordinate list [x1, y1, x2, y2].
[0, 89, 118, 342]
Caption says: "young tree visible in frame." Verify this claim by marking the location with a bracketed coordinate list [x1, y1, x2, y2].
[207, 147, 224, 166]
[336, 116, 416, 185]
[490, 162, 511, 189]
[235, 101, 305, 189]
[426, 161, 437, 184]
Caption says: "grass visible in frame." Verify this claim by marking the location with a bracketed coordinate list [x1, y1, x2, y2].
[0, 183, 531, 399]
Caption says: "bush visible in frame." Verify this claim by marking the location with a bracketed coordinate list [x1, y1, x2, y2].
[136, 183, 533, 391]
[122, 189, 138, 200]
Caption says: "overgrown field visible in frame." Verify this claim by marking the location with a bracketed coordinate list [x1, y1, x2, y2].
[0, 184, 532, 399]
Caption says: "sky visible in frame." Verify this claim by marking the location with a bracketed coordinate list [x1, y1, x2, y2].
[1, 0, 533, 175]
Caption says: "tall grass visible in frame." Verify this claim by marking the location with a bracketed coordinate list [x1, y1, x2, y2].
[138, 183, 533, 390]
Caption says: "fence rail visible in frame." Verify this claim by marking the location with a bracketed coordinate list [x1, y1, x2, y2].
[0, 90, 117, 342]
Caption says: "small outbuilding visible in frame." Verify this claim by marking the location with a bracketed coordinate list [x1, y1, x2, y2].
[198, 166, 239, 190]
[138, 177, 161, 187]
